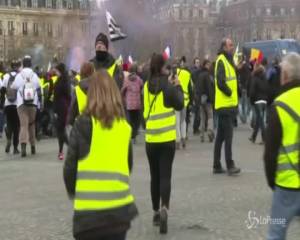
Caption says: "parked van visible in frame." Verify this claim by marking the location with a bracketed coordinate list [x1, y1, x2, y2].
[243, 39, 300, 62]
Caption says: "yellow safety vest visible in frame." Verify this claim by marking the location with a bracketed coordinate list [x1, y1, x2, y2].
[274, 87, 300, 189]
[49, 76, 58, 102]
[177, 68, 191, 107]
[75, 74, 81, 82]
[74, 117, 135, 211]
[75, 63, 116, 114]
[143, 81, 176, 143]
[214, 54, 238, 110]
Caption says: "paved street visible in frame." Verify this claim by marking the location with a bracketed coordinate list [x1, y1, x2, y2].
[0, 125, 299, 240]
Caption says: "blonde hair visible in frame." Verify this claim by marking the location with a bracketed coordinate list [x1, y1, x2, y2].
[86, 70, 125, 128]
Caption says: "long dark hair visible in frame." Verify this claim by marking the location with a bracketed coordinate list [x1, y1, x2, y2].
[55, 63, 69, 83]
[149, 53, 165, 78]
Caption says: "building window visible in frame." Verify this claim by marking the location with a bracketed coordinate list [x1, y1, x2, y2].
[57, 24, 63, 38]
[199, 9, 203, 19]
[33, 23, 39, 36]
[0, 21, 2, 35]
[47, 23, 53, 37]
[62, 0, 67, 8]
[22, 22, 28, 35]
[27, 0, 32, 7]
[179, 9, 182, 20]
[291, 8, 295, 16]
[81, 23, 86, 34]
[256, 8, 261, 16]
[266, 8, 271, 16]
[8, 21, 14, 35]
[38, 0, 45, 7]
[280, 8, 286, 16]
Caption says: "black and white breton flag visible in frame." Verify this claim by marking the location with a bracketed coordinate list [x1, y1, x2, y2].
[106, 11, 127, 42]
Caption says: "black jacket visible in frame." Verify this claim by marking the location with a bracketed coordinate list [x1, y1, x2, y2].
[215, 52, 238, 116]
[249, 66, 269, 105]
[90, 53, 124, 90]
[267, 65, 281, 104]
[53, 76, 71, 118]
[264, 80, 300, 190]
[64, 114, 138, 238]
[143, 74, 184, 117]
[196, 68, 214, 104]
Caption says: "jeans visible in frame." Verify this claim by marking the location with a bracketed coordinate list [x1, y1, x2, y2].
[251, 102, 266, 142]
[267, 187, 300, 240]
[200, 103, 214, 140]
[239, 89, 248, 124]
[193, 104, 201, 133]
[176, 108, 187, 142]
[146, 141, 176, 211]
[213, 113, 235, 169]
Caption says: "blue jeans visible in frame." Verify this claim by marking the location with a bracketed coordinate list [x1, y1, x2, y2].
[251, 103, 266, 142]
[239, 89, 248, 123]
[267, 187, 300, 240]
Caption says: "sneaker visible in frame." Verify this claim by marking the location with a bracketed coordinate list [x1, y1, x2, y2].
[153, 211, 160, 226]
[160, 207, 168, 234]
[228, 167, 241, 176]
[213, 168, 226, 174]
[31, 146, 36, 155]
[248, 137, 255, 143]
[58, 152, 64, 161]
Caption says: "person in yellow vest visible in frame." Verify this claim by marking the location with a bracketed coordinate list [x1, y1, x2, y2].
[174, 57, 193, 149]
[264, 53, 300, 240]
[90, 32, 124, 89]
[68, 62, 94, 125]
[144, 53, 184, 234]
[64, 70, 138, 240]
[213, 38, 241, 176]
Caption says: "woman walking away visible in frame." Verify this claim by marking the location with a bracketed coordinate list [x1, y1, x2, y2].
[249, 60, 269, 144]
[0, 60, 21, 154]
[53, 63, 71, 160]
[64, 70, 138, 240]
[122, 63, 143, 143]
[144, 53, 184, 234]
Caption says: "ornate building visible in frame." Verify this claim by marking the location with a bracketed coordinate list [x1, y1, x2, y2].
[155, 0, 213, 61]
[217, 0, 300, 44]
[0, 0, 90, 66]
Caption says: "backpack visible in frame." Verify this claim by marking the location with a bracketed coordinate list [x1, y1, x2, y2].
[6, 73, 17, 103]
[22, 73, 36, 105]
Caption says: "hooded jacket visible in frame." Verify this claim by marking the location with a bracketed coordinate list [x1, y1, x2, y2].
[249, 65, 269, 105]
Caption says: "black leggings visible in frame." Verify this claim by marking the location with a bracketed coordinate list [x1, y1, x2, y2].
[4, 105, 20, 147]
[55, 115, 68, 153]
[127, 110, 140, 139]
[146, 141, 176, 211]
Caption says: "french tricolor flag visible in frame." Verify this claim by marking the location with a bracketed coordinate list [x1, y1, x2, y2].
[163, 46, 171, 60]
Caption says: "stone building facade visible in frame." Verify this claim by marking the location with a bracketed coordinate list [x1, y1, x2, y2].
[0, 0, 89, 66]
[155, 0, 213, 62]
[217, 0, 300, 44]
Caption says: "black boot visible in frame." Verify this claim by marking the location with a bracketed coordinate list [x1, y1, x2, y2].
[31, 146, 36, 155]
[5, 141, 11, 154]
[13, 147, 20, 154]
[21, 143, 27, 157]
